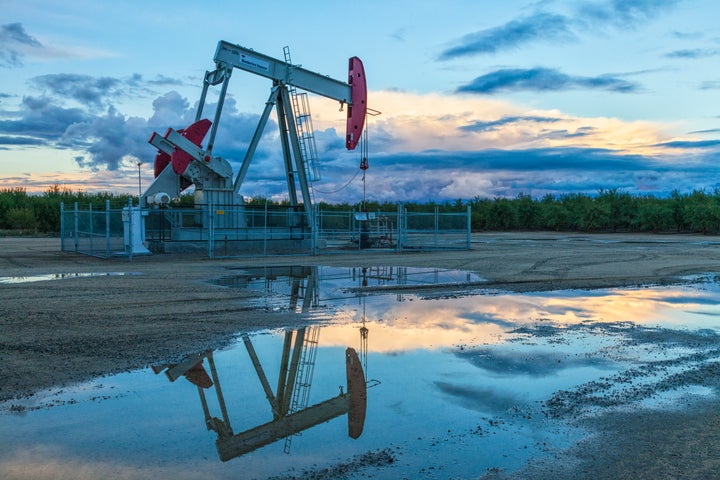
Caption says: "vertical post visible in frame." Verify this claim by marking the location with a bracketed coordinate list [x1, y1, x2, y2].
[137, 162, 142, 198]
[106, 200, 111, 257]
[403, 205, 408, 249]
[396, 203, 402, 252]
[434, 205, 439, 248]
[127, 198, 134, 262]
[312, 204, 319, 255]
[60, 202, 65, 252]
[467, 205, 472, 249]
[263, 201, 268, 257]
[89, 203, 94, 254]
[73, 201, 79, 253]
[351, 209, 355, 250]
[208, 202, 214, 259]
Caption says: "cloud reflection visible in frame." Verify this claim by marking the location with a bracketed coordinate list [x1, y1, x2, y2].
[434, 381, 521, 413]
[0, 445, 206, 480]
[317, 284, 720, 353]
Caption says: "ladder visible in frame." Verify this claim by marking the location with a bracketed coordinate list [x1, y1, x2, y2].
[283, 46, 321, 192]
[283, 326, 321, 453]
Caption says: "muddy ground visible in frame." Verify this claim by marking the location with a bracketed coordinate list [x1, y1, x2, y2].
[3, 233, 720, 479]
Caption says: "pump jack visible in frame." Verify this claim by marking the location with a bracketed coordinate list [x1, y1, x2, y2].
[142, 40, 367, 231]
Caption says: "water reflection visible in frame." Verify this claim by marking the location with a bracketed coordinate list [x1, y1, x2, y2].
[214, 266, 486, 309]
[4, 271, 720, 479]
[153, 329, 367, 462]
[0, 271, 141, 284]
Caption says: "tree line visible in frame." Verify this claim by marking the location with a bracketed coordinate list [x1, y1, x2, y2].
[3, 186, 720, 235]
[0, 186, 134, 234]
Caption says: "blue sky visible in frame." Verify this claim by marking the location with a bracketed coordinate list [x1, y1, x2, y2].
[2, 0, 720, 203]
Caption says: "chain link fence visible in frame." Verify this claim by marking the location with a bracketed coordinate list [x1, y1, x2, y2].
[61, 202, 471, 259]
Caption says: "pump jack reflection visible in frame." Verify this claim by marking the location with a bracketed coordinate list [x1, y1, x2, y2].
[153, 266, 368, 462]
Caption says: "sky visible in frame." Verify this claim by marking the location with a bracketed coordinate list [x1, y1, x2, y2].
[2, 0, 720, 203]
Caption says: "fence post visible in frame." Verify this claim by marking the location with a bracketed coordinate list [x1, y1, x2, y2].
[404, 205, 408, 249]
[312, 204, 319, 255]
[73, 201, 79, 252]
[263, 201, 268, 256]
[467, 205, 472, 249]
[434, 205, 439, 248]
[89, 203, 94, 254]
[395, 204, 401, 252]
[127, 198, 134, 262]
[60, 202, 65, 252]
[106, 200, 111, 257]
[208, 202, 214, 259]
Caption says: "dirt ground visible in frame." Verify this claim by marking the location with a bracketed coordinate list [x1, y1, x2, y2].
[4, 232, 720, 479]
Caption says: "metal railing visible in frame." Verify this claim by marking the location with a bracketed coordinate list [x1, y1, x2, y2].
[62, 202, 471, 259]
[60, 201, 128, 258]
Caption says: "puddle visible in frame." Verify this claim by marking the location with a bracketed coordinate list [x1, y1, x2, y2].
[0, 272, 142, 284]
[2, 269, 720, 479]
[213, 266, 487, 313]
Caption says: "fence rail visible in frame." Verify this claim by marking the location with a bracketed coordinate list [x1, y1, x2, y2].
[61, 202, 471, 259]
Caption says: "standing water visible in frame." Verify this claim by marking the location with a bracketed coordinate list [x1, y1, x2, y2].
[2, 267, 720, 479]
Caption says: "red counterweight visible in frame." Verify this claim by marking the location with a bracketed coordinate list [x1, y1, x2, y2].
[346, 56, 366, 150]
[152, 119, 212, 177]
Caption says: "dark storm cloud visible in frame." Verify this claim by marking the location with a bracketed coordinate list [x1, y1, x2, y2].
[460, 115, 562, 133]
[0, 23, 42, 67]
[456, 67, 640, 94]
[437, 12, 573, 60]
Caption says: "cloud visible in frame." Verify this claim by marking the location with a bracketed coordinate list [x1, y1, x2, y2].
[0, 95, 89, 140]
[0, 134, 44, 146]
[438, 12, 573, 60]
[434, 381, 521, 412]
[147, 91, 192, 127]
[0, 70, 279, 177]
[700, 80, 720, 90]
[61, 106, 151, 171]
[460, 115, 563, 133]
[0, 23, 42, 67]
[145, 74, 185, 86]
[456, 67, 640, 95]
[577, 0, 680, 28]
[664, 48, 720, 59]
[31, 74, 123, 109]
[4, 87, 717, 201]
[439, 1, 679, 59]
[655, 139, 720, 149]
[689, 128, 720, 135]
[453, 348, 613, 377]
